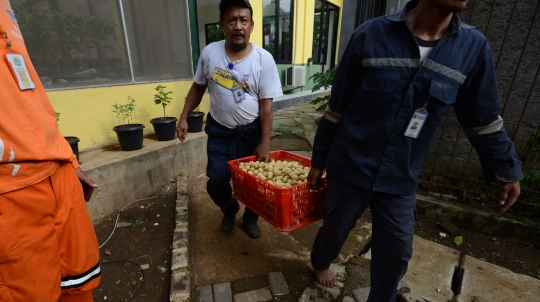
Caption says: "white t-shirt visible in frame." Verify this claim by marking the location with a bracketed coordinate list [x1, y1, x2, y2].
[194, 40, 283, 129]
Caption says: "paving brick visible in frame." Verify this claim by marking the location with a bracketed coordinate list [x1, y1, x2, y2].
[268, 272, 289, 296]
[171, 247, 188, 271]
[196, 285, 213, 302]
[232, 276, 269, 294]
[352, 287, 370, 302]
[440, 221, 460, 236]
[233, 288, 272, 302]
[213, 282, 233, 302]
[173, 227, 189, 242]
[172, 239, 188, 250]
[170, 271, 190, 302]
[176, 176, 189, 195]
[176, 195, 189, 210]
[176, 211, 189, 222]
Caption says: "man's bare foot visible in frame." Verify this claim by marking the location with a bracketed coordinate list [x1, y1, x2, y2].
[314, 269, 338, 288]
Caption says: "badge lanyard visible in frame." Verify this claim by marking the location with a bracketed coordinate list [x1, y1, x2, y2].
[2, 22, 36, 90]
[404, 98, 430, 139]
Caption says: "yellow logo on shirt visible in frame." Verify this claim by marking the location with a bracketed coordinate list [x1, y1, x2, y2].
[211, 67, 237, 90]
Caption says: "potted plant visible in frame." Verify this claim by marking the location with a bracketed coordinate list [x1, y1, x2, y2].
[112, 96, 145, 151]
[56, 111, 81, 162]
[185, 95, 205, 133]
[150, 85, 178, 141]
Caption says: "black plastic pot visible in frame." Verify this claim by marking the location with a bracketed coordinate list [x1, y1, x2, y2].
[65, 136, 80, 162]
[150, 117, 178, 141]
[113, 124, 145, 151]
[187, 111, 205, 133]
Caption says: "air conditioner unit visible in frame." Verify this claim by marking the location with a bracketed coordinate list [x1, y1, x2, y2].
[285, 66, 306, 87]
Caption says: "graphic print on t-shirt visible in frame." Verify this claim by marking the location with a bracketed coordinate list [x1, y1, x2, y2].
[211, 67, 241, 90]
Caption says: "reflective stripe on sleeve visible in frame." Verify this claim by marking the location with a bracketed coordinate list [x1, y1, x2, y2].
[463, 115, 504, 138]
[423, 59, 467, 84]
[323, 107, 343, 124]
[60, 262, 101, 290]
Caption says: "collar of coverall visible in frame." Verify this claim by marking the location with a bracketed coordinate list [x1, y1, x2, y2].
[384, 0, 476, 35]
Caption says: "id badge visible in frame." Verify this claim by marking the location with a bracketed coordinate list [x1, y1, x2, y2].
[404, 108, 428, 139]
[5, 53, 35, 90]
[232, 85, 245, 103]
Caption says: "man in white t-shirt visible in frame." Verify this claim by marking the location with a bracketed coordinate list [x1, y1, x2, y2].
[177, 0, 282, 238]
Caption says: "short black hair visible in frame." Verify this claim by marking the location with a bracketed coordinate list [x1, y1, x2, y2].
[219, 0, 253, 21]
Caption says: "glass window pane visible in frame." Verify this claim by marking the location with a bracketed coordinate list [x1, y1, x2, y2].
[205, 23, 224, 45]
[13, 0, 132, 89]
[121, 0, 193, 82]
[262, 0, 292, 63]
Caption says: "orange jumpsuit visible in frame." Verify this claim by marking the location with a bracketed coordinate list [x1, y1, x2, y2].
[0, 1, 100, 301]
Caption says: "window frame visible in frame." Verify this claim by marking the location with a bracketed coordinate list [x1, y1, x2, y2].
[262, 0, 294, 64]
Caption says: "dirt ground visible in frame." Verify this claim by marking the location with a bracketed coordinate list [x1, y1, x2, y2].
[92, 189, 177, 302]
[414, 212, 540, 279]
[89, 184, 539, 302]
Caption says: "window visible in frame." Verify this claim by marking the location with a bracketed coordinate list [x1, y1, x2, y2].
[313, 0, 339, 71]
[12, 0, 193, 89]
[262, 0, 293, 63]
[205, 23, 224, 45]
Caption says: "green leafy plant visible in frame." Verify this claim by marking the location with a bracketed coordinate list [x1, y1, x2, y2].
[112, 96, 137, 126]
[453, 233, 468, 246]
[309, 67, 336, 113]
[153, 85, 173, 118]
[15, 5, 117, 59]
[132, 219, 144, 227]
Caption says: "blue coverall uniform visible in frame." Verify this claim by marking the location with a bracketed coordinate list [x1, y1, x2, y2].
[310, 1, 524, 301]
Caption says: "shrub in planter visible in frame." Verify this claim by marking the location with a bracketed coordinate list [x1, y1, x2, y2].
[184, 95, 205, 133]
[150, 85, 177, 141]
[56, 111, 81, 162]
[112, 96, 144, 151]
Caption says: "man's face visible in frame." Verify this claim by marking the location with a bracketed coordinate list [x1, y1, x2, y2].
[430, 0, 469, 13]
[219, 6, 253, 51]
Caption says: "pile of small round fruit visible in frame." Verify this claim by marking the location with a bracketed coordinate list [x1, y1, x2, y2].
[238, 159, 310, 188]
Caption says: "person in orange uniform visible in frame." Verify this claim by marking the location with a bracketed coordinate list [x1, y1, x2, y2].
[0, 1, 101, 301]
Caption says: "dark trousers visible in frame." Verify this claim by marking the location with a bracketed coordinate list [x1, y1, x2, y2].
[205, 114, 261, 224]
[311, 174, 416, 302]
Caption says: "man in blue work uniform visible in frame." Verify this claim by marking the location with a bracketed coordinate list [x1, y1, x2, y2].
[307, 0, 523, 300]
[177, 0, 282, 238]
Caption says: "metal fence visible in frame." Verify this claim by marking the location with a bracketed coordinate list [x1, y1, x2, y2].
[355, 0, 387, 28]
[418, 0, 540, 216]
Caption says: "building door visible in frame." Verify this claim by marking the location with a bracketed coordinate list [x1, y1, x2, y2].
[312, 0, 339, 72]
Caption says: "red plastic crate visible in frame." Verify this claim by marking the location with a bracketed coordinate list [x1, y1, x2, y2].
[228, 150, 325, 232]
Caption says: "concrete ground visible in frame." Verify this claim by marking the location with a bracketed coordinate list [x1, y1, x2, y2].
[189, 101, 540, 302]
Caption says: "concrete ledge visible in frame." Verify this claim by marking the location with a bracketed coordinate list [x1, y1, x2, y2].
[416, 194, 540, 245]
[455, 255, 540, 301]
[80, 132, 207, 221]
[272, 89, 329, 112]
